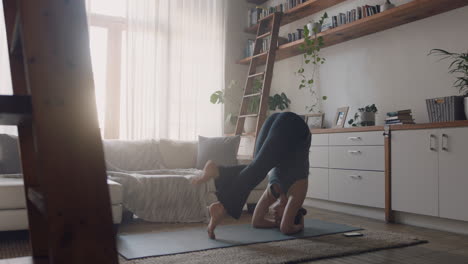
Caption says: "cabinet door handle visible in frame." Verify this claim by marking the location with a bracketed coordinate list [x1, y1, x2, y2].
[349, 175, 362, 180]
[429, 134, 437, 151]
[348, 150, 362, 154]
[442, 134, 449, 152]
[348, 136, 362, 141]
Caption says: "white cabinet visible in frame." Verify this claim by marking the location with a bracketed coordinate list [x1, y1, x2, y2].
[329, 131, 383, 146]
[311, 134, 328, 146]
[307, 168, 328, 200]
[392, 127, 468, 221]
[308, 131, 385, 209]
[391, 129, 439, 216]
[329, 169, 385, 208]
[309, 146, 328, 168]
[329, 146, 384, 171]
[438, 127, 468, 221]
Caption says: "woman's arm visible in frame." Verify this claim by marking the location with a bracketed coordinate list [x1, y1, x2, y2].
[251, 187, 279, 228]
[279, 179, 308, 235]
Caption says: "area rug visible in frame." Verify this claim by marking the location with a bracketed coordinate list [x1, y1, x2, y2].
[0, 229, 426, 264]
[118, 219, 361, 259]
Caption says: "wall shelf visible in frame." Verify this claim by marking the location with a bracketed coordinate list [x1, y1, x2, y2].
[247, 0, 269, 4]
[245, 0, 346, 34]
[238, 0, 468, 65]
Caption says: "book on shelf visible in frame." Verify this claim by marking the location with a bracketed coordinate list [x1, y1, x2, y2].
[387, 109, 412, 117]
[385, 119, 415, 124]
[385, 115, 413, 121]
[244, 37, 288, 58]
[330, 4, 381, 29]
[385, 121, 415, 125]
[247, 0, 309, 27]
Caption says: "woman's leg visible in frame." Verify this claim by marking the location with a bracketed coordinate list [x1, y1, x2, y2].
[253, 112, 280, 157]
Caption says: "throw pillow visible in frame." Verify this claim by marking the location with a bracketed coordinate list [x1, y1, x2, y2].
[159, 139, 198, 169]
[196, 135, 241, 169]
[0, 134, 22, 174]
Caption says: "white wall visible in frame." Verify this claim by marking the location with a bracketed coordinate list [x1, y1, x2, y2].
[226, 0, 468, 128]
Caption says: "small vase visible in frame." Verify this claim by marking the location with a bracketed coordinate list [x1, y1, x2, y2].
[244, 117, 257, 134]
[306, 22, 322, 35]
[313, 22, 322, 33]
[360, 112, 376, 126]
[464, 97, 468, 120]
[381, 0, 395, 11]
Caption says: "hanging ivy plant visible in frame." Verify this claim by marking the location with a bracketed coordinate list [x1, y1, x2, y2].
[296, 13, 328, 113]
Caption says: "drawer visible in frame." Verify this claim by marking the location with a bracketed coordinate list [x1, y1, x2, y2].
[307, 168, 329, 200]
[329, 169, 385, 208]
[311, 134, 328, 146]
[329, 146, 384, 171]
[329, 131, 383, 146]
[309, 146, 328, 168]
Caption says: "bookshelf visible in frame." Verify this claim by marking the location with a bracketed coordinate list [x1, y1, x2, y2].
[247, 0, 269, 4]
[245, 0, 346, 34]
[239, 0, 468, 65]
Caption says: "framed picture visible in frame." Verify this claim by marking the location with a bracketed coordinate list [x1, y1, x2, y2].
[333, 107, 349, 128]
[304, 113, 324, 129]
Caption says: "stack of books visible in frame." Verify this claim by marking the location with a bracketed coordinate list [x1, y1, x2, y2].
[385, 109, 415, 125]
[247, 0, 309, 27]
[331, 4, 381, 28]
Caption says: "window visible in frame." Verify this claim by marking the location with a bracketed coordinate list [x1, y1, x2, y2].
[86, 4, 127, 138]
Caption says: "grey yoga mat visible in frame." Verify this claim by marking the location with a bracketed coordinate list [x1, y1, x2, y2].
[117, 219, 361, 260]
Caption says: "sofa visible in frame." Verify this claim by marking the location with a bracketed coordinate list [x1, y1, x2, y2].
[0, 135, 267, 231]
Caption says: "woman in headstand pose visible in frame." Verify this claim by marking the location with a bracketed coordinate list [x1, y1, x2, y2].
[193, 112, 311, 239]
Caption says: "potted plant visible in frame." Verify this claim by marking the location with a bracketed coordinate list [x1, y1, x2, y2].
[428, 49, 468, 119]
[297, 13, 328, 113]
[243, 79, 291, 133]
[348, 104, 378, 127]
[210, 80, 239, 133]
[210, 79, 291, 134]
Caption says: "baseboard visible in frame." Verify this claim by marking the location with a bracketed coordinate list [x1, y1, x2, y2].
[305, 198, 468, 235]
[304, 198, 385, 221]
[394, 211, 468, 235]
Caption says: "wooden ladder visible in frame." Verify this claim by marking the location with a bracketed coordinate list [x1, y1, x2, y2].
[1, 1, 118, 263]
[235, 12, 282, 149]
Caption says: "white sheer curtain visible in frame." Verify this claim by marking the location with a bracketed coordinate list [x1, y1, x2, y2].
[121, 0, 226, 140]
[0, 2, 17, 135]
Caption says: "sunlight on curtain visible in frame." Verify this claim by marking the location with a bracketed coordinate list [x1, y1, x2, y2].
[0, 2, 18, 135]
[122, 0, 226, 140]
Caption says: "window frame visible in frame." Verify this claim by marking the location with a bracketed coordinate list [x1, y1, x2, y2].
[88, 13, 126, 139]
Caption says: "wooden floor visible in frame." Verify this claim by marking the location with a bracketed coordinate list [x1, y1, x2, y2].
[118, 205, 468, 263]
[303, 207, 468, 264]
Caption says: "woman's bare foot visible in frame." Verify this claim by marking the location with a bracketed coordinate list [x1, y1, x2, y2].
[207, 202, 225, 239]
[191, 160, 219, 185]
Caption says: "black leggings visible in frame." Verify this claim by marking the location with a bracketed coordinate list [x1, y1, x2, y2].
[215, 112, 311, 219]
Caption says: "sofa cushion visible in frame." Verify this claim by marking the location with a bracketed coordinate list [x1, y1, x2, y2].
[196, 136, 240, 169]
[159, 139, 197, 169]
[0, 134, 22, 174]
[103, 139, 163, 171]
[0, 177, 123, 209]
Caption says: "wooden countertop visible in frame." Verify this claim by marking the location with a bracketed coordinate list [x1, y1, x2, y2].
[389, 120, 468, 131]
[312, 120, 468, 134]
[311, 126, 384, 134]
